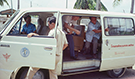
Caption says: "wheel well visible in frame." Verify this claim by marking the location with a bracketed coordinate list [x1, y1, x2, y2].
[15, 67, 29, 79]
[107, 68, 127, 78]
[15, 67, 50, 79]
[10, 67, 28, 79]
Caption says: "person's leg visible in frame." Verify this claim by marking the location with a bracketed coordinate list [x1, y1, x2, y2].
[84, 41, 92, 59]
[83, 41, 91, 54]
[25, 67, 40, 79]
[92, 37, 98, 58]
[66, 34, 76, 58]
[49, 55, 60, 79]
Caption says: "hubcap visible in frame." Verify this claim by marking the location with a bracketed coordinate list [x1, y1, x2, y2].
[32, 71, 44, 79]
[113, 68, 123, 74]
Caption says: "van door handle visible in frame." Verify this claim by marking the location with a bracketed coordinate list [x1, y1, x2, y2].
[44, 47, 53, 51]
[105, 40, 109, 46]
[0, 44, 10, 47]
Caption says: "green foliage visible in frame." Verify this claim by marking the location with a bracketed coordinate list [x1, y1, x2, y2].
[74, 0, 107, 11]
[0, 0, 9, 6]
[113, 0, 122, 7]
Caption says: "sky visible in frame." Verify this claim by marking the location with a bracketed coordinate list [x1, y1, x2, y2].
[0, 0, 134, 13]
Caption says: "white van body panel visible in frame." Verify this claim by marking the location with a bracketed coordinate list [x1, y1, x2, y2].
[100, 14, 135, 71]
[0, 35, 56, 78]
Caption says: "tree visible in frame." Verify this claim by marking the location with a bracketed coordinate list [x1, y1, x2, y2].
[74, 0, 108, 11]
[113, 0, 122, 7]
[130, 0, 134, 13]
[113, 0, 134, 13]
[96, 0, 101, 10]
[0, 0, 9, 6]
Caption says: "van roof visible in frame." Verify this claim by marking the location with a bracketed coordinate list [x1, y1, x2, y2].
[20, 7, 134, 16]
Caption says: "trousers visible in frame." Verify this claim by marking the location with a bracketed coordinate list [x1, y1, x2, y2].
[85, 37, 98, 54]
[66, 34, 76, 58]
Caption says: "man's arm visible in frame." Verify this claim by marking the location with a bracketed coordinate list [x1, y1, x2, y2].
[92, 29, 102, 33]
[63, 32, 68, 50]
[105, 28, 109, 31]
[63, 44, 68, 50]
[92, 28, 109, 33]
[64, 23, 80, 35]
[27, 33, 39, 38]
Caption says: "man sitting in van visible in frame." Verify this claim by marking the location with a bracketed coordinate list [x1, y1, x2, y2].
[84, 17, 108, 58]
[21, 15, 36, 34]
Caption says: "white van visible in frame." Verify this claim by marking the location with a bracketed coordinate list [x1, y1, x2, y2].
[0, 8, 135, 79]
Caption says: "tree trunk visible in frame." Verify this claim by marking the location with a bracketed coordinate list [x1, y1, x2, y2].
[17, 0, 20, 9]
[96, 0, 101, 10]
[130, 0, 134, 13]
[84, 0, 89, 9]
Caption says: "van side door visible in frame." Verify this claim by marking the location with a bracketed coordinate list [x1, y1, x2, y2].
[0, 11, 58, 73]
[100, 16, 135, 71]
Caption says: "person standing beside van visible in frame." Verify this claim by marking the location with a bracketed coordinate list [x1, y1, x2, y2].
[63, 16, 81, 60]
[25, 16, 68, 79]
[21, 15, 36, 34]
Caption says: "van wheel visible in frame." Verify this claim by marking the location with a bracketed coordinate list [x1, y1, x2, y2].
[107, 68, 126, 78]
[16, 68, 49, 79]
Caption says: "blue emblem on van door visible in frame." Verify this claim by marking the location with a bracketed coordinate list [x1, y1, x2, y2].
[20, 47, 30, 57]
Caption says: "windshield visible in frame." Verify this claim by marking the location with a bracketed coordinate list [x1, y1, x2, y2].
[0, 10, 20, 34]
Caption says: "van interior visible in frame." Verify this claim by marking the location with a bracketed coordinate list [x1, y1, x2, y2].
[62, 15, 102, 74]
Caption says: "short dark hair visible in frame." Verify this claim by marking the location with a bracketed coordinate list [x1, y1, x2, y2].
[73, 16, 82, 18]
[48, 16, 56, 24]
[89, 17, 97, 19]
[79, 16, 82, 18]
[24, 15, 31, 21]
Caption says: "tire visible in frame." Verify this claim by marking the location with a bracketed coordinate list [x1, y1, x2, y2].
[16, 68, 49, 79]
[107, 68, 127, 78]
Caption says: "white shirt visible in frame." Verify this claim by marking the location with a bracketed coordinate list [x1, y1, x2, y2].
[63, 16, 77, 34]
[48, 28, 68, 56]
[63, 16, 77, 25]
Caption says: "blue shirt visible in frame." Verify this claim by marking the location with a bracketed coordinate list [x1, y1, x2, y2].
[21, 23, 36, 34]
[86, 21, 101, 42]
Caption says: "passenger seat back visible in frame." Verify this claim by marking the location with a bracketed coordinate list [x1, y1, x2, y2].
[73, 25, 85, 51]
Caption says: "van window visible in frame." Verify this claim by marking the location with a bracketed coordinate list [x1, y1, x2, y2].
[80, 18, 90, 32]
[80, 17, 101, 32]
[104, 17, 134, 36]
[0, 10, 19, 34]
[8, 15, 39, 35]
[7, 12, 56, 36]
[9, 19, 21, 35]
